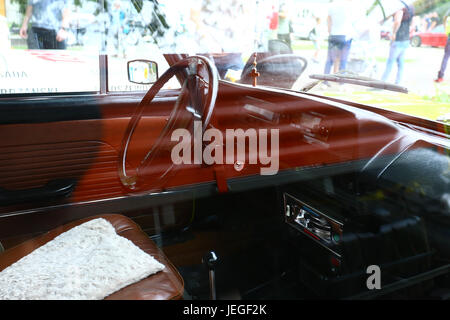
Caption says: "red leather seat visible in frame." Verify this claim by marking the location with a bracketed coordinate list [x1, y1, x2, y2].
[0, 214, 184, 300]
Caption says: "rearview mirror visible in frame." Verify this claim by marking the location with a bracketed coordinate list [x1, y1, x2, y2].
[127, 60, 158, 85]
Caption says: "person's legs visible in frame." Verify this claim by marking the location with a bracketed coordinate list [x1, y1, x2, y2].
[324, 38, 335, 74]
[333, 51, 341, 74]
[339, 39, 352, 72]
[43, 30, 57, 49]
[27, 27, 39, 49]
[312, 40, 320, 61]
[395, 41, 409, 84]
[285, 34, 292, 49]
[34, 28, 57, 49]
[277, 33, 291, 49]
[32, 27, 45, 49]
[382, 41, 400, 82]
[325, 36, 343, 74]
[438, 36, 450, 79]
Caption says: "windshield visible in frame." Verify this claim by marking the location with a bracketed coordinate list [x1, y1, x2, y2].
[301, 0, 450, 124]
[0, 0, 449, 122]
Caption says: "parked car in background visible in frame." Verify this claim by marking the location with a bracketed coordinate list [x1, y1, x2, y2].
[410, 24, 448, 47]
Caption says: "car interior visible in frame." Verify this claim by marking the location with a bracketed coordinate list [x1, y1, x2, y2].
[0, 53, 449, 300]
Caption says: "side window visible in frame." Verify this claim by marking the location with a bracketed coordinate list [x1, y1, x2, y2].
[1, 0, 101, 95]
[0, 0, 180, 96]
[106, 0, 179, 92]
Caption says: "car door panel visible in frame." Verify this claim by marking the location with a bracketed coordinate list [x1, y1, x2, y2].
[0, 92, 196, 247]
[0, 121, 102, 195]
[0, 94, 177, 208]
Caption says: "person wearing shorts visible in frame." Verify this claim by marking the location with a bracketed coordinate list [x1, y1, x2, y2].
[19, 0, 70, 50]
[324, 0, 355, 74]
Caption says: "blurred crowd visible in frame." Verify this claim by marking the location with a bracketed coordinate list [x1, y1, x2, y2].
[5, 0, 450, 84]
[264, 0, 449, 85]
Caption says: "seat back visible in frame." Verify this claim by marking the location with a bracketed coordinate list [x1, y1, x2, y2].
[240, 52, 308, 89]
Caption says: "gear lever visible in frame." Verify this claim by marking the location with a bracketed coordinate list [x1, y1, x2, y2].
[202, 251, 218, 300]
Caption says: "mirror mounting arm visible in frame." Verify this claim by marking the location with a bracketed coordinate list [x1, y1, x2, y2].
[250, 53, 260, 87]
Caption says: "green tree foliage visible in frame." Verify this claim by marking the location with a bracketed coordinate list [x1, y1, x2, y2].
[368, 0, 449, 21]
[10, 0, 27, 14]
[412, 0, 449, 15]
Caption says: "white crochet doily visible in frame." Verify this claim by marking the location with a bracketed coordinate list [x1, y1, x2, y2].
[0, 218, 165, 300]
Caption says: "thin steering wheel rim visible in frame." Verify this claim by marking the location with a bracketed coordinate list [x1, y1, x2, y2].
[118, 55, 219, 192]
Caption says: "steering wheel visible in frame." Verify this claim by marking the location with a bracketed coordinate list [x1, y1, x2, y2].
[119, 55, 219, 192]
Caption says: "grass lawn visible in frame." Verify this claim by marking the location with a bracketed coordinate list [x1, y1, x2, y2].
[323, 88, 450, 122]
[375, 57, 417, 63]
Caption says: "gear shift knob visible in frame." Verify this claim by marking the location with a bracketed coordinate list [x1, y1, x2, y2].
[203, 251, 218, 269]
[202, 251, 218, 300]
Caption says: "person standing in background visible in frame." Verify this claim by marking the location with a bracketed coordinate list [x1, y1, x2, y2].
[435, 9, 450, 83]
[268, 5, 279, 40]
[423, 13, 431, 30]
[109, 0, 129, 57]
[427, 11, 439, 32]
[381, 1, 415, 85]
[19, 0, 70, 49]
[277, 3, 292, 50]
[324, 0, 355, 74]
[310, 16, 324, 63]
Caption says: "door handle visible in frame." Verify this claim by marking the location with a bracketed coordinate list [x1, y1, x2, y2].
[0, 179, 76, 206]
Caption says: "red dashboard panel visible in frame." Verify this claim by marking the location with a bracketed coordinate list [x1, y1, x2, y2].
[0, 81, 423, 213]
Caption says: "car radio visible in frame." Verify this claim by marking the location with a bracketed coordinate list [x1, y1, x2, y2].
[282, 188, 433, 298]
[282, 191, 355, 297]
[283, 193, 343, 257]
